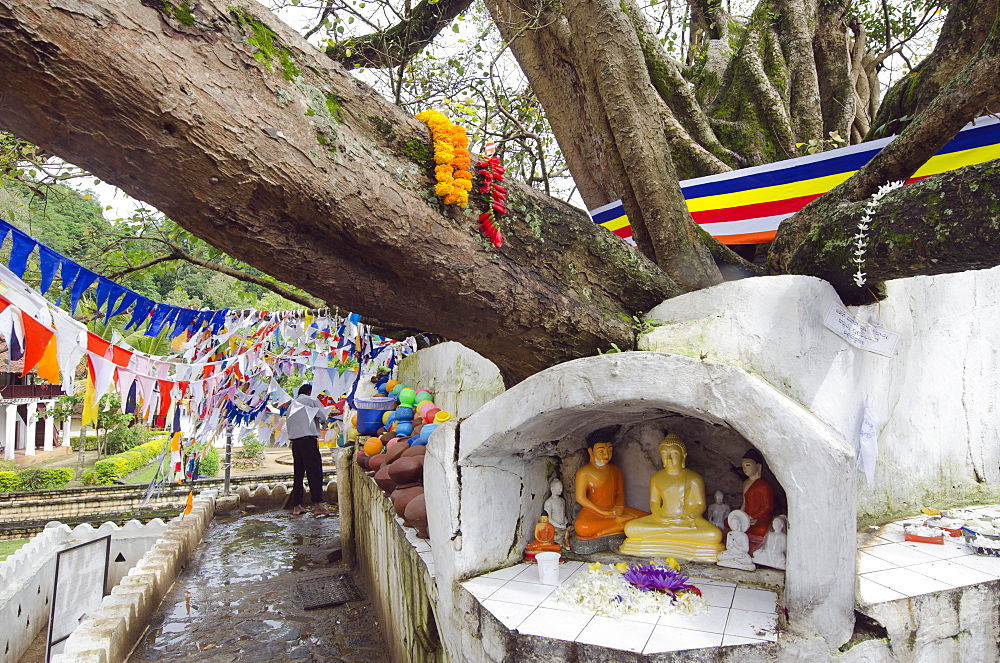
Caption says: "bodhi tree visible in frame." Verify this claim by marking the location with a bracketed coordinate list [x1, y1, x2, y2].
[0, 0, 997, 384]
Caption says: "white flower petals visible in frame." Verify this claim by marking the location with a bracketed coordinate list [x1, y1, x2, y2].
[851, 180, 904, 288]
[555, 565, 708, 619]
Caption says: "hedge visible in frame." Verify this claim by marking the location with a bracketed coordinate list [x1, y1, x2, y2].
[89, 436, 169, 485]
[198, 446, 220, 477]
[0, 467, 75, 492]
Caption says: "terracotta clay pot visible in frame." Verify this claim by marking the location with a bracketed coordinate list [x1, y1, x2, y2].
[355, 451, 369, 471]
[390, 485, 424, 522]
[388, 454, 424, 487]
[380, 431, 394, 444]
[401, 445, 426, 458]
[384, 441, 410, 465]
[368, 453, 386, 473]
[374, 463, 396, 494]
[405, 493, 429, 539]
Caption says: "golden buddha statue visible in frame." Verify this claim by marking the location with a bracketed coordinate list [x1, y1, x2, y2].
[573, 440, 647, 539]
[618, 433, 724, 562]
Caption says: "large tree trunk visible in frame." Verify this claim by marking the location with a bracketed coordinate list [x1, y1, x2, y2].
[868, 0, 998, 140]
[484, 0, 724, 289]
[769, 4, 1000, 285]
[0, 0, 679, 384]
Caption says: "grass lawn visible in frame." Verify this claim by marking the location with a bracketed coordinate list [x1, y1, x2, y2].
[128, 455, 171, 485]
[0, 539, 28, 561]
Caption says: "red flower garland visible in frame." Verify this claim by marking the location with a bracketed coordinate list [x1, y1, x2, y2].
[476, 155, 507, 247]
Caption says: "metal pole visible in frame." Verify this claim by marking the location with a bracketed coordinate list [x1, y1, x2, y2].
[224, 425, 233, 495]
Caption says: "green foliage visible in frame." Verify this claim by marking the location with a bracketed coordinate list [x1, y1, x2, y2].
[71, 435, 98, 451]
[0, 459, 15, 472]
[620, 313, 661, 336]
[0, 471, 20, 492]
[401, 138, 433, 163]
[796, 130, 848, 155]
[44, 394, 81, 424]
[91, 437, 169, 485]
[164, 0, 196, 26]
[0, 467, 75, 491]
[199, 446, 220, 477]
[105, 425, 147, 456]
[239, 433, 265, 459]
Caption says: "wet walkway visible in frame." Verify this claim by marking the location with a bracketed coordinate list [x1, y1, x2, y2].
[127, 508, 393, 663]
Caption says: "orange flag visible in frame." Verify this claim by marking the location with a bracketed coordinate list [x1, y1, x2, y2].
[35, 335, 61, 384]
[184, 490, 193, 515]
[19, 312, 54, 377]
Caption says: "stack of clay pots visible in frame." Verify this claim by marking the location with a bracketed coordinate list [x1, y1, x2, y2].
[353, 382, 453, 539]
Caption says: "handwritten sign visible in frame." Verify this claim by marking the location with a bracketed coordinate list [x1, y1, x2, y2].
[823, 302, 899, 357]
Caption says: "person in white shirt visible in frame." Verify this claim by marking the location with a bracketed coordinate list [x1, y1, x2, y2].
[286, 384, 330, 515]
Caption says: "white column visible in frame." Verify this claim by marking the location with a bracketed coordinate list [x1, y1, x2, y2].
[61, 419, 72, 448]
[42, 399, 55, 451]
[23, 401, 38, 456]
[15, 405, 27, 451]
[2, 404, 16, 460]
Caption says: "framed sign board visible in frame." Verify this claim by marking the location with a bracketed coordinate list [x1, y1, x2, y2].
[46, 535, 111, 663]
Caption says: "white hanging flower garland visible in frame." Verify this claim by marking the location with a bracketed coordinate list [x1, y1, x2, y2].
[853, 180, 905, 288]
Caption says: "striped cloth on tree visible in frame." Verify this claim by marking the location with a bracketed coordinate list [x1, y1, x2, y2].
[591, 116, 1000, 246]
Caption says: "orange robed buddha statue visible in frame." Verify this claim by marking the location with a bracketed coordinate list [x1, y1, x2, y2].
[618, 433, 725, 562]
[524, 514, 562, 561]
[740, 448, 775, 554]
[573, 440, 646, 540]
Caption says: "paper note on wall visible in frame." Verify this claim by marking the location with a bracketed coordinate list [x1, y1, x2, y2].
[823, 302, 899, 357]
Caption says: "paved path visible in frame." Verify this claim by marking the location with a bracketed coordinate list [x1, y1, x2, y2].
[127, 508, 393, 663]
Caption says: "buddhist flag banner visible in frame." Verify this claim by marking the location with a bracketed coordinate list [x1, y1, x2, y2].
[589, 200, 636, 247]
[591, 116, 1000, 246]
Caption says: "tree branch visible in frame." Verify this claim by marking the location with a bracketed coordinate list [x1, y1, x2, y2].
[109, 237, 324, 309]
[325, 0, 473, 68]
[869, 0, 997, 139]
[107, 253, 179, 277]
[769, 4, 1000, 276]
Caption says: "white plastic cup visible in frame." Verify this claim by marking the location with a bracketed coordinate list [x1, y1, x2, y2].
[535, 551, 561, 585]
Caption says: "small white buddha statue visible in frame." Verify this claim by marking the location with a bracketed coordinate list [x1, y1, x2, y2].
[705, 490, 731, 531]
[716, 510, 756, 571]
[752, 515, 787, 570]
[543, 478, 568, 531]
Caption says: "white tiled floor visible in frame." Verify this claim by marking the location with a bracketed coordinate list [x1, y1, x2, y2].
[460, 561, 778, 654]
[397, 504, 1000, 654]
[857, 505, 1000, 604]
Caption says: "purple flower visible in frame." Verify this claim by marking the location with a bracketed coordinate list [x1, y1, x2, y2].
[622, 563, 696, 595]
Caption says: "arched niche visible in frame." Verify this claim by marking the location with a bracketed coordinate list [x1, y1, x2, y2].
[454, 352, 856, 649]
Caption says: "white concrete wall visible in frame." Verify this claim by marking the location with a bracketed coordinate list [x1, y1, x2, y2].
[391, 267, 1000, 661]
[640, 269, 1000, 521]
[396, 341, 505, 419]
[50, 496, 216, 663]
[0, 519, 166, 663]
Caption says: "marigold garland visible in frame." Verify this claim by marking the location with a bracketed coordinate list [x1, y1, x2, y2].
[415, 110, 473, 207]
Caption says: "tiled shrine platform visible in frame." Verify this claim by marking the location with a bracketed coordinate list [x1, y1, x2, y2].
[857, 506, 1000, 603]
[441, 505, 1000, 655]
[462, 561, 778, 655]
